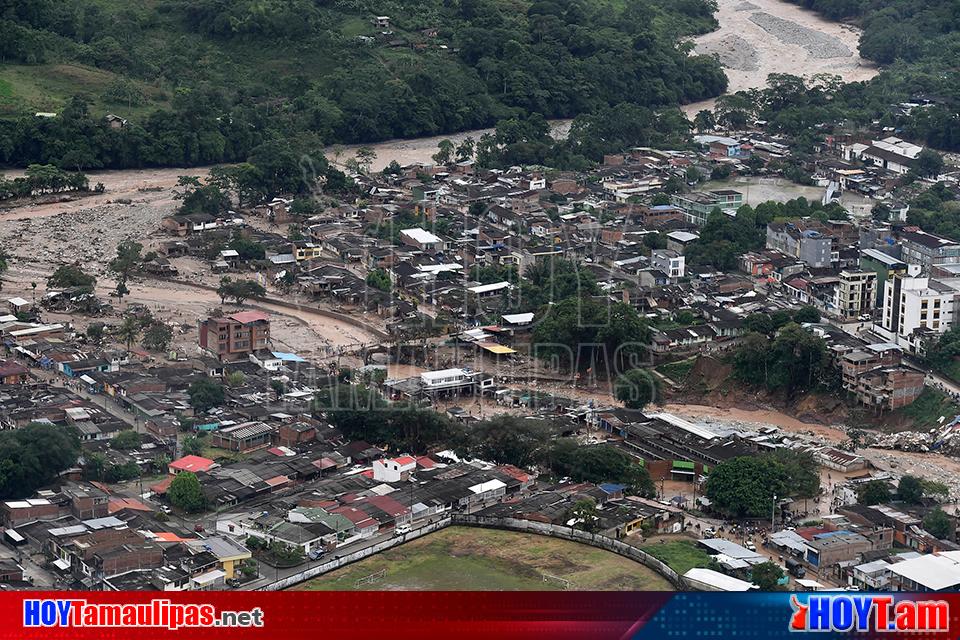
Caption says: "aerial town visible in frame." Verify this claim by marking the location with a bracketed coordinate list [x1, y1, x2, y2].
[2, 0, 960, 600]
[1, 109, 960, 594]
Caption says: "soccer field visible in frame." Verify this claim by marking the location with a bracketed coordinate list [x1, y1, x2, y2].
[290, 526, 674, 591]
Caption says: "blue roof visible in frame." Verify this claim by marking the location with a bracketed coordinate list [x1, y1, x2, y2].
[650, 205, 676, 211]
[272, 351, 306, 362]
[599, 483, 627, 494]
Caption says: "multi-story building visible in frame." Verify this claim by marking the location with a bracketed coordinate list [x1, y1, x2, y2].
[881, 276, 960, 352]
[899, 229, 960, 273]
[198, 311, 271, 361]
[860, 248, 913, 307]
[670, 190, 743, 226]
[766, 222, 834, 268]
[835, 270, 877, 320]
[650, 249, 685, 280]
[854, 366, 926, 411]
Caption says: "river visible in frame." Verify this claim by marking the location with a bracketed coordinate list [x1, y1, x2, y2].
[323, 0, 878, 170]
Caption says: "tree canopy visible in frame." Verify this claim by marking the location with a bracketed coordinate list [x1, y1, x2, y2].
[0, 0, 726, 170]
[0, 422, 80, 498]
[550, 440, 655, 497]
[705, 450, 820, 518]
[168, 472, 206, 513]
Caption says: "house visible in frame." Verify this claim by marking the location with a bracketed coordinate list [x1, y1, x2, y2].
[650, 249, 685, 280]
[373, 15, 390, 28]
[372, 456, 417, 482]
[184, 537, 250, 580]
[400, 228, 444, 253]
[671, 190, 743, 226]
[105, 114, 128, 129]
[0, 360, 29, 385]
[169, 455, 217, 475]
[694, 135, 743, 158]
[666, 231, 699, 255]
[198, 311, 271, 361]
[210, 421, 276, 453]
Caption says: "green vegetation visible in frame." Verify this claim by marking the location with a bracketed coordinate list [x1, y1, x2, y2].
[295, 526, 674, 591]
[655, 358, 696, 384]
[858, 480, 892, 505]
[905, 183, 960, 239]
[550, 441, 655, 497]
[313, 382, 461, 453]
[923, 508, 953, 539]
[188, 377, 225, 413]
[0, 0, 725, 170]
[0, 422, 80, 498]
[614, 369, 661, 409]
[460, 415, 560, 469]
[110, 429, 142, 450]
[0, 164, 89, 200]
[705, 449, 820, 518]
[750, 561, 785, 591]
[639, 539, 713, 575]
[168, 471, 206, 513]
[687, 200, 847, 271]
[216, 278, 266, 305]
[731, 324, 837, 397]
[46, 263, 96, 293]
[898, 388, 960, 428]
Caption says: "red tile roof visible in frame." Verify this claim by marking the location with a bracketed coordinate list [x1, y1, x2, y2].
[228, 311, 270, 324]
[169, 455, 216, 474]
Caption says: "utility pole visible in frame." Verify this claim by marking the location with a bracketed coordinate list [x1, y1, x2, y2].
[771, 494, 777, 533]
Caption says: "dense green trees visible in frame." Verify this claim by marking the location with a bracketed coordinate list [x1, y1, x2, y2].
[168, 472, 206, 513]
[188, 377, 225, 413]
[923, 508, 952, 539]
[614, 369, 661, 410]
[217, 278, 266, 305]
[0, 165, 89, 201]
[47, 264, 96, 293]
[313, 382, 460, 453]
[751, 561, 786, 591]
[550, 440, 655, 497]
[732, 324, 836, 397]
[0, 0, 727, 170]
[858, 480, 892, 506]
[532, 298, 651, 370]
[461, 415, 559, 468]
[705, 450, 819, 518]
[0, 422, 80, 498]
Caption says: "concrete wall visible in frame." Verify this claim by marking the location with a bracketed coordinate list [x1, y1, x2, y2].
[256, 518, 452, 591]
[452, 515, 685, 589]
[257, 514, 686, 591]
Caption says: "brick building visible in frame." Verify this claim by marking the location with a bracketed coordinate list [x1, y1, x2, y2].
[198, 311, 271, 361]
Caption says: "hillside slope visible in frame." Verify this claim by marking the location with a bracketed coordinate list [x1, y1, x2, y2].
[0, 0, 726, 169]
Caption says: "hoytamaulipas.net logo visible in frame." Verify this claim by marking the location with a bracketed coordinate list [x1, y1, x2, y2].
[790, 594, 948, 633]
[24, 599, 264, 630]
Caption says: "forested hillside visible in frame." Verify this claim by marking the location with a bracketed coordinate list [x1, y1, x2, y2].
[0, 0, 726, 169]
[740, 0, 960, 150]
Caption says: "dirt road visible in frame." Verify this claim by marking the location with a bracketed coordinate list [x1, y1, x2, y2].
[683, 0, 877, 116]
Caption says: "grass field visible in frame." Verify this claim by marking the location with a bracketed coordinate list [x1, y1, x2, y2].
[291, 526, 675, 591]
[639, 539, 713, 575]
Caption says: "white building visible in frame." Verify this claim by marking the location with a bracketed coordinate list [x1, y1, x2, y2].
[399, 228, 443, 252]
[372, 456, 416, 483]
[650, 249, 685, 280]
[881, 276, 959, 351]
[843, 137, 923, 176]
